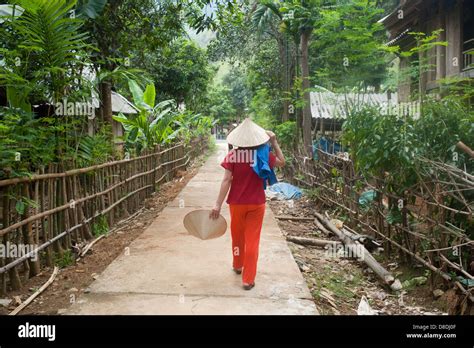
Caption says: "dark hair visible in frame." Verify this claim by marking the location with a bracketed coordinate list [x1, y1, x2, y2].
[234, 146, 258, 150]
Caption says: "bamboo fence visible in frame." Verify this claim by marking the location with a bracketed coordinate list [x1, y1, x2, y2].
[287, 147, 474, 306]
[0, 137, 208, 294]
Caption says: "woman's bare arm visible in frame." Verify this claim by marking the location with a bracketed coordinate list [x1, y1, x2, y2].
[210, 169, 232, 219]
[266, 131, 285, 168]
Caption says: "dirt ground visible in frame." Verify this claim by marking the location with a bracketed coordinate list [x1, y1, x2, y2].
[0, 151, 210, 315]
[269, 196, 451, 315]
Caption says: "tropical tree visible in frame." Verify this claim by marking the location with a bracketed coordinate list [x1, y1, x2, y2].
[251, 0, 296, 122]
[222, 67, 252, 120]
[140, 39, 213, 110]
[0, 0, 103, 164]
[83, 0, 240, 130]
[279, 0, 327, 155]
[310, 0, 388, 91]
[0, 0, 91, 110]
[201, 84, 237, 126]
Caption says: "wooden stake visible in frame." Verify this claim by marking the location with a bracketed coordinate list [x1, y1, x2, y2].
[21, 184, 40, 277]
[315, 212, 402, 291]
[9, 266, 59, 315]
[286, 235, 340, 248]
[276, 215, 315, 222]
[4, 187, 22, 290]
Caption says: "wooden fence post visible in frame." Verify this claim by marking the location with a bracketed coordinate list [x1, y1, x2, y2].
[21, 184, 40, 277]
[4, 187, 22, 290]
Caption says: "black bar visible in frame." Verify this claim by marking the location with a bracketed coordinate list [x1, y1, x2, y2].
[0, 315, 472, 347]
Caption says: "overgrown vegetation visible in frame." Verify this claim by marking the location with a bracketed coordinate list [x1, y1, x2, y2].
[0, 0, 227, 179]
[92, 215, 109, 237]
[54, 250, 75, 269]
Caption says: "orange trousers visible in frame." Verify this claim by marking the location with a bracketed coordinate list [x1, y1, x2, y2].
[229, 204, 266, 285]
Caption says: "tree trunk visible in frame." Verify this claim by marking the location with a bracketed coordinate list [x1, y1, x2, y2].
[300, 30, 313, 156]
[315, 213, 402, 291]
[100, 81, 113, 128]
[286, 235, 341, 248]
[279, 37, 290, 123]
[294, 41, 301, 151]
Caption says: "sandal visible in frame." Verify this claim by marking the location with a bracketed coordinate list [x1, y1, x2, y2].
[243, 283, 255, 290]
[233, 268, 242, 275]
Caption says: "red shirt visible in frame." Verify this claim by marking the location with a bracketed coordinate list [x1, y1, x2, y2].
[221, 148, 276, 205]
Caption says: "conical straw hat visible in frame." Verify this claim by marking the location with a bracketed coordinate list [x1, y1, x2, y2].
[227, 118, 270, 148]
[183, 210, 227, 240]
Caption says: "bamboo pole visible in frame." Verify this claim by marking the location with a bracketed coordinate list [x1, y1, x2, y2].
[105, 165, 113, 229]
[76, 175, 92, 240]
[0, 144, 185, 187]
[33, 179, 39, 247]
[66, 175, 79, 244]
[315, 212, 402, 291]
[52, 165, 64, 257]
[0, 140, 198, 291]
[0, 187, 6, 295]
[9, 267, 59, 316]
[119, 161, 129, 218]
[21, 184, 40, 277]
[61, 176, 71, 250]
[4, 187, 22, 290]
[42, 167, 53, 267]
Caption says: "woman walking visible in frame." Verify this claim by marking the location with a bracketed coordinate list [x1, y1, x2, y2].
[210, 118, 285, 290]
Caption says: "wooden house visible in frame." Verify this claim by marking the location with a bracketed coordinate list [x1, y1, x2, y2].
[381, 0, 474, 102]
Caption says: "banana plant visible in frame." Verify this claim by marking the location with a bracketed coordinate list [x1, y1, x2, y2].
[113, 80, 178, 154]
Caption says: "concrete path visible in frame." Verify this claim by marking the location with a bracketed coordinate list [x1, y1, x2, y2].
[65, 142, 318, 315]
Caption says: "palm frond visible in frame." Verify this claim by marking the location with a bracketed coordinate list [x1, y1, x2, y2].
[251, 3, 281, 35]
[9, 0, 90, 97]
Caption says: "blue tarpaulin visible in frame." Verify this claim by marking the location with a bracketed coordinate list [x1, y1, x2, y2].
[358, 190, 377, 211]
[268, 182, 302, 200]
[313, 137, 343, 160]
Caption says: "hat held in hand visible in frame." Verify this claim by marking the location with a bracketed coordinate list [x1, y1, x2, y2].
[183, 210, 227, 240]
[227, 118, 270, 148]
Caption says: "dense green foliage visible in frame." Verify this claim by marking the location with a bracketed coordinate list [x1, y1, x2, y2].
[311, 1, 388, 90]
[0, 0, 228, 178]
[113, 80, 178, 154]
[1, 0, 90, 110]
[1, 0, 473, 192]
[343, 100, 474, 193]
[207, 0, 391, 145]
[144, 39, 213, 109]
[0, 108, 55, 177]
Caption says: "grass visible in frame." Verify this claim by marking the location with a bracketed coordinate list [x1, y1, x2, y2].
[304, 187, 320, 200]
[311, 264, 364, 302]
[54, 250, 75, 269]
[92, 215, 109, 237]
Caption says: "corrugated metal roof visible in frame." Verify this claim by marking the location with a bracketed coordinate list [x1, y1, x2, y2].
[310, 92, 420, 120]
[386, 28, 411, 46]
[91, 91, 138, 114]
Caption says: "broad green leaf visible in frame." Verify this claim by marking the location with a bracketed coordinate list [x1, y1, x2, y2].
[143, 84, 156, 109]
[128, 79, 144, 107]
[16, 200, 26, 215]
[129, 128, 139, 142]
[76, 0, 107, 19]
